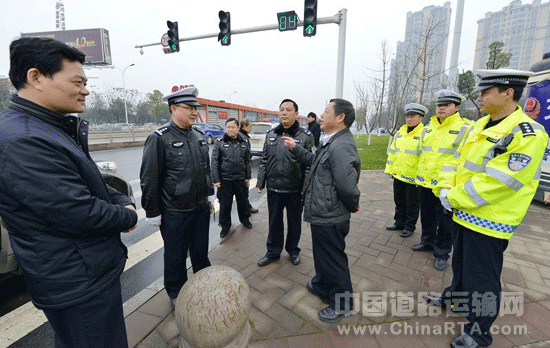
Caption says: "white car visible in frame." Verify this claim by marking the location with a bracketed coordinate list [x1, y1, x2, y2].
[249, 122, 277, 157]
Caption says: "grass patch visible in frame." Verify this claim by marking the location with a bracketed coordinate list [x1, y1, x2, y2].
[353, 134, 390, 170]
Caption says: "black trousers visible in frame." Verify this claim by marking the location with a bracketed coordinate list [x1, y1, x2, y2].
[160, 207, 211, 299]
[419, 186, 453, 260]
[43, 280, 128, 348]
[310, 221, 353, 312]
[442, 223, 508, 346]
[392, 179, 420, 231]
[265, 190, 302, 258]
[218, 179, 250, 230]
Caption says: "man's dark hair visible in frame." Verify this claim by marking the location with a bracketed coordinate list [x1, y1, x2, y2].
[240, 118, 251, 128]
[496, 85, 524, 102]
[307, 112, 317, 120]
[226, 117, 239, 126]
[280, 99, 298, 112]
[330, 98, 355, 128]
[9, 37, 86, 90]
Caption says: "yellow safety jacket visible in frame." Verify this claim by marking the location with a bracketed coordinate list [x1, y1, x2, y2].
[435, 107, 548, 240]
[416, 113, 473, 189]
[385, 123, 423, 184]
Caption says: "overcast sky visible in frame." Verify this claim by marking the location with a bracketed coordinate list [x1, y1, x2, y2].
[0, 0, 529, 115]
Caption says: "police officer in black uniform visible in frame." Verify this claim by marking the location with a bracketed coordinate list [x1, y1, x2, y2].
[140, 85, 214, 308]
[256, 99, 314, 267]
[212, 118, 253, 238]
[239, 118, 259, 214]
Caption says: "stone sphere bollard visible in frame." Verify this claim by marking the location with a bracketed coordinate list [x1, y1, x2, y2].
[175, 265, 251, 348]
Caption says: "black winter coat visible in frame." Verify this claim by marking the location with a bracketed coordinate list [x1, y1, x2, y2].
[292, 128, 361, 225]
[211, 133, 251, 182]
[140, 121, 214, 217]
[0, 96, 137, 309]
[257, 121, 314, 193]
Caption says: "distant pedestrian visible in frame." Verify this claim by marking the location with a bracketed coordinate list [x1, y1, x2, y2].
[212, 118, 253, 238]
[0, 37, 138, 348]
[307, 112, 321, 147]
[284, 98, 361, 323]
[384, 103, 426, 238]
[239, 117, 259, 214]
[256, 99, 314, 267]
[140, 85, 214, 308]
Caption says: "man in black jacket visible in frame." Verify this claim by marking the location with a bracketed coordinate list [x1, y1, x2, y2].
[212, 118, 253, 238]
[284, 98, 361, 323]
[307, 112, 321, 147]
[140, 85, 214, 307]
[239, 118, 259, 214]
[256, 99, 314, 266]
[0, 38, 138, 348]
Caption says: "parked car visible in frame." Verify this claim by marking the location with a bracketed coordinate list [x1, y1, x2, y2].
[114, 123, 134, 131]
[249, 122, 277, 157]
[193, 123, 224, 144]
[0, 161, 135, 281]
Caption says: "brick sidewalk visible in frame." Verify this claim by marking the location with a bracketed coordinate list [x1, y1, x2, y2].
[129, 171, 550, 348]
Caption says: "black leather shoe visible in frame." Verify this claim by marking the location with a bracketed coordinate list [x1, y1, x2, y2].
[242, 220, 253, 229]
[400, 230, 414, 237]
[290, 254, 301, 265]
[257, 256, 279, 267]
[386, 224, 404, 231]
[318, 306, 352, 323]
[434, 258, 448, 271]
[220, 228, 230, 238]
[423, 293, 443, 307]
[249, 207, 259, 214]
[411, 243, 433, 251]
[306, 281, 329, 304]
[451, 332, 485, 348]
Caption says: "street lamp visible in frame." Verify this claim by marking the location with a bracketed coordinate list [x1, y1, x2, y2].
[118, 63, 135, 124]
[228, 90, 237, 103]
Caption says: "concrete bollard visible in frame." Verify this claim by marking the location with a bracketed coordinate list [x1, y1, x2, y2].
[174, 265, 251, 348]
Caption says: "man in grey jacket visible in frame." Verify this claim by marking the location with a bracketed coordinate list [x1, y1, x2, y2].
[283, 98, 361, 323]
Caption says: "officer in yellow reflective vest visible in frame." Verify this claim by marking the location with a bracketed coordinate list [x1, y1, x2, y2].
[425, 69, 548, 348]
[413, 90, 472, 272]
[385, 103, 427, 237]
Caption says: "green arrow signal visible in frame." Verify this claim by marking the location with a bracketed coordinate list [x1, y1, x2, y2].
[305, 25, 314, 34]
[222, 35, 228, 44]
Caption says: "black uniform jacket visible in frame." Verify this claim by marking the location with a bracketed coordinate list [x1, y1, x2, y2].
[140, 120, 214, 217]
[0, 95, 137, 309]
[257, 121, 314, 193]
[211, 133, 251, 183]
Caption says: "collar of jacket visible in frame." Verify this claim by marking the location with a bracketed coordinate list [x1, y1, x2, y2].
[274, 120, 300, 136]
[239, 129, 250, 138]
[399, 122, 424, 136]
[320, 127, 350, 147]
[9, 94, 81, 140]
[478, 106, 525, 138]
[223, 133, 242, 142]
[429, 112, 461, 128]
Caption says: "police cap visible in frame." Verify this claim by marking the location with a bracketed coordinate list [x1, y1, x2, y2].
[434, 89, 466, 106]
[163, 85, 202, 106]
[472, 69, 534, 94]
[404, 103, 429, 117]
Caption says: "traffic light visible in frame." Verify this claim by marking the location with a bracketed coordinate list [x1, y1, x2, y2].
[303, 0, 317, 37]
[166, 21, 179, 52]
[218, 11, 231, 46]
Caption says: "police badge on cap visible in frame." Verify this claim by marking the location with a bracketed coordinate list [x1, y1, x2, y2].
[163, 85, 202, 106]
[473, 69, 534, 94]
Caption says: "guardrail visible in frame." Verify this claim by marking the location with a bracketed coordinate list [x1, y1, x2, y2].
[88, 127, 151, 144]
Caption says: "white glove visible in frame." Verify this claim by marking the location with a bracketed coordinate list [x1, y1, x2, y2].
[146, 215, 162, 227]
[439, 188, 453, 212]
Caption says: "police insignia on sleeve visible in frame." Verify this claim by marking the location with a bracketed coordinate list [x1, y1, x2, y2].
[508, 153, 532, 171]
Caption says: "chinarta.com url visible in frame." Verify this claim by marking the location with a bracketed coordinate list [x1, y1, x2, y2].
[337, 322, 527, 336]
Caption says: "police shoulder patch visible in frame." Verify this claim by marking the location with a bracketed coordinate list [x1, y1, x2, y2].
[155, 127, 169, 136]
[303, 128, 312, 135]
[518, 122, 535, 137]
[508, 153, 532, 171]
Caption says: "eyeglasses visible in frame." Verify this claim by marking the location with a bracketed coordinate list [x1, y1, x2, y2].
[174, 104, 198, 112]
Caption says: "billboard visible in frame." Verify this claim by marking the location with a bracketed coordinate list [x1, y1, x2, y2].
[21, 28, 112, 65]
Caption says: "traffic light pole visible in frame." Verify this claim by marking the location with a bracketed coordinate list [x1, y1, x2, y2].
[135, 9, 347, 97]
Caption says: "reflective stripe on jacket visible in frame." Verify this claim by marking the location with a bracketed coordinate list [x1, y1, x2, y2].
[416, 113, 472, 188]
[443, 108, 548, 239]
[384, 123, 423, 183]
